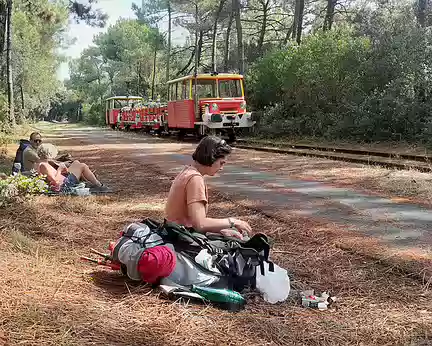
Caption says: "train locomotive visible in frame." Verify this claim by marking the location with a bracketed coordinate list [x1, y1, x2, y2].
[105, 73, 256, 140]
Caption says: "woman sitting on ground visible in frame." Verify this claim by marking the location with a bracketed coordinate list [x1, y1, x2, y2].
[35, 143, 108, 193]
[164, 136, 252, 240]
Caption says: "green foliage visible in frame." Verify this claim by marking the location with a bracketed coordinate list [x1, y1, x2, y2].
[66, 19, 167, 113]
[0, 174, 49, 207]
[9, 0, 69, 121]
[248, 28, 372, 137]
[247, 20, 432, 142]
[83, 103, 105, 126]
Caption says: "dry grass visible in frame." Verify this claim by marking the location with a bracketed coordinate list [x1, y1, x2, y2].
[0, 127, 431, 345]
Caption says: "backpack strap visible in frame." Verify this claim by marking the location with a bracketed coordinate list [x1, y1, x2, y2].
[162, 219, 218, 255]
[112, 222, 164, 262]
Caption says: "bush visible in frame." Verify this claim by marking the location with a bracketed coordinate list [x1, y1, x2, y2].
[0, 174, 49, 207]
[83, 103, 105, 126]
[247, 24, 432, 143]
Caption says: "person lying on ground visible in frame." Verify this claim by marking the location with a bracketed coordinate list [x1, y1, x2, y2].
[35, 143, 108, 194]
[164, 135, 252, 240]
[22, 132, 42, 172]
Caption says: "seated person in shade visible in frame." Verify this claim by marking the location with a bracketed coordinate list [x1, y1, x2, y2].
[164, 136, 252, 240]
[22, 132, 43, 172]
[35, 143, 108, 193]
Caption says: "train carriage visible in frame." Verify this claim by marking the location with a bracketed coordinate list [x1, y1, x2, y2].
[165, 73, 255, 139]
[105, 73, 255, 139]
[105, 96, 144, 130]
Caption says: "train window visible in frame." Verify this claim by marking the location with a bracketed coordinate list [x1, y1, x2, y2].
[181, 81, 188, 99]
[219, 79, 242, 98]
[192, 79, 217, 99]
[169, 83, 177, 101]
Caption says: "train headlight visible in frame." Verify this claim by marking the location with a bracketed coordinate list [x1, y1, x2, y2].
[212, 103, 218, 111]
[210, 114, 223, 122]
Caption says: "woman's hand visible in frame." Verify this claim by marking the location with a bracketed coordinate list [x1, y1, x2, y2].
[220, 228, 244, 240]
[231, 218, 252, 235]
[58, 162, 68, 173]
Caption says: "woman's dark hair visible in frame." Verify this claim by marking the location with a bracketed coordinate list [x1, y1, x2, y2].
[192, 136, 232, 166]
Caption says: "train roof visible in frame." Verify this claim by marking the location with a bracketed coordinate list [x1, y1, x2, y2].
[105, 96, 143, 101]
[167, 73, 244, 84]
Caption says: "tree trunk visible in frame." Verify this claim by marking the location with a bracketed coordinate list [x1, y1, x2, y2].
[197, 30, 203, 70]
[211, 0, 226, 72]
[283, 25, 293, 46]
[295, 0, 305, 45]
[416, 0, 427, 104]
[323, 0, 336, 31]
[232, 0, 244, 74]
[223, 13, 233, 72]
[194, 2, 199, 77]
[151, 48, 157, 100]
[6, 0, 15, 127]
[166, 0, 171, 84]
[0, 0, 6, 61]
[20, 83, 24, 109]
[137, 61, 141, 95]
[292, 0, 299, 40]
[417, 0, 427, 27]
[257, 0, 269, 56]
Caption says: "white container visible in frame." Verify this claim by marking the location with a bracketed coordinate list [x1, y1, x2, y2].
[256, 262, 290, 304]
[75, 187, 90, 196]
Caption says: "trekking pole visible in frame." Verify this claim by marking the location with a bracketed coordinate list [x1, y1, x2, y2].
[80, 256, 107, 266]
[90, 248, 113, 261]
[80, 255, 121, 271]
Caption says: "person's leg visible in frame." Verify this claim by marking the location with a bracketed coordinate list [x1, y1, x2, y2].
[67, 160, 102, 187]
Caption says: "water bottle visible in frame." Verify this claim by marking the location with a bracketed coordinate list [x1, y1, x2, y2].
[190, 285, 246, 310]
[13, 162, 21, 175]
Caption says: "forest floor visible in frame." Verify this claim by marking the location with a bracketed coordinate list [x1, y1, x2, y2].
[0, 122, 431, 346]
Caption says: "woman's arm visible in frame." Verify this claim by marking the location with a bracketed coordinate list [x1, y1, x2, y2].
[187, 201, 232, 232]
[186, 176, 252, 234]
[39, 163, 65, 185]
[187, 201, 252, 236]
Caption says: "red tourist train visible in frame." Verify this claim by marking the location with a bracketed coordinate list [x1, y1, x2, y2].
[105, 73, 256, 139]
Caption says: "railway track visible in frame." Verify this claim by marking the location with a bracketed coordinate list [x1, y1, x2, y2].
[117, 128, 432, 173]
[233, 139, 432, 173]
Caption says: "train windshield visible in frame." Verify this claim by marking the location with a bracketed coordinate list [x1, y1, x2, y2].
[112, 99, 139, 109]
[193, 79, 217, 99]
[218, 79, 242, 98]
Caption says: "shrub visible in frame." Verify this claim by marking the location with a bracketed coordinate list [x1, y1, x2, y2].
[247, 24, 432, 143]
[0, 174, 49, 207]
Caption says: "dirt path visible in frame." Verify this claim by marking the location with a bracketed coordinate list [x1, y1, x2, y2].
[0, 123, 431, 345]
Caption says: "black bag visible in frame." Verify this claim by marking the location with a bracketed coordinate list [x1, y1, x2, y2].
[12, 139, 31, 174]
[118, 218, 275, 292]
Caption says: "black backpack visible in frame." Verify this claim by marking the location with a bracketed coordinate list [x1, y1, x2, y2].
[12, 139, 31, 174]
[114, 218, 275, 292]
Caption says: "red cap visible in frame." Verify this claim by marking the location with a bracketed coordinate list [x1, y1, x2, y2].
[137, 246, 176, 284]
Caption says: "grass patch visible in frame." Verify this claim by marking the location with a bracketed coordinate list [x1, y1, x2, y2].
[9, 229, 37, 255]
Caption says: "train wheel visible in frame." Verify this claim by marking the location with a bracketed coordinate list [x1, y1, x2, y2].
[227, 129, 236, 143]
[177, 129, 186, 140]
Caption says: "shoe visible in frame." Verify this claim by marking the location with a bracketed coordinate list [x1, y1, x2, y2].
[90, 184, 112, 193]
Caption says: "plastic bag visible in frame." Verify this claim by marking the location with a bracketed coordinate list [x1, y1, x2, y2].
[256, 262, 290, 304]
[195, 249, 221, 274]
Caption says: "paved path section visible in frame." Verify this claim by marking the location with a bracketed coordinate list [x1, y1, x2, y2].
[159, 154, 432, 252]
[50, 126, 432, 255]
